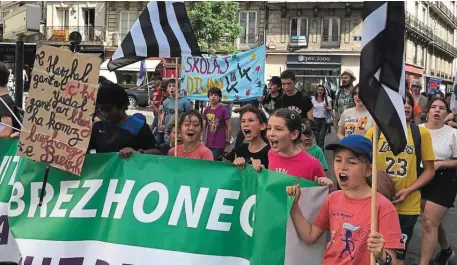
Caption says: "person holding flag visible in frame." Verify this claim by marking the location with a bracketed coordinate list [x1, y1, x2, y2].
[334, 70, 356, 130]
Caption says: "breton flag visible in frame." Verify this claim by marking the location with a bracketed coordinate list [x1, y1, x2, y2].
[108, 1, 201, 71]
[359, 1, 407, 155]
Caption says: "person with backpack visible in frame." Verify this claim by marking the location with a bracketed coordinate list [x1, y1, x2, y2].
[334, 70, 356, 130]
[0, 62, 19, 138]
[365, 92, 436, 265]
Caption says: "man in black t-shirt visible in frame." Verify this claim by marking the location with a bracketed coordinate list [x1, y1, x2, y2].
[276, 70, 313, 120]
[89, 82, 159, 157]
[0, 62, 14, 138]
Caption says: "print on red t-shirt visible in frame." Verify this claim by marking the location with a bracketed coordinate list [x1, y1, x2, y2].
[313, 191, 404, 265]
[267, 150, 325, 180]
[151, 88, 163, 108]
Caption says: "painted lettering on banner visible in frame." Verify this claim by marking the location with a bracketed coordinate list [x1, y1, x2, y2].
[18, 45, 100, 175]
[182, 45, 266, 102]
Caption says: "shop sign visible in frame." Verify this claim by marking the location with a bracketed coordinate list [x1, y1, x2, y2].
[288, 55, 341, 64]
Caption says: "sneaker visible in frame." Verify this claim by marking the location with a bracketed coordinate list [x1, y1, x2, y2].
[433, 247, 455, 265]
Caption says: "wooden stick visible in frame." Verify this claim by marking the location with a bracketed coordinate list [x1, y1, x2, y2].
[370, 124, 379, 265]
[174, 57, 179, 157]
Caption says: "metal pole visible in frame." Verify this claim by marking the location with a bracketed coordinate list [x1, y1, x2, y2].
[14, 38, 24, 108]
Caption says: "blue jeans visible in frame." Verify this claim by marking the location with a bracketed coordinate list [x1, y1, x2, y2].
[210, 148, 224, 161]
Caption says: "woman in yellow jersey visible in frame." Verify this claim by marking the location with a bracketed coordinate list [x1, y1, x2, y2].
[419, 98, 457, 265]
[365, 92, 435, 264]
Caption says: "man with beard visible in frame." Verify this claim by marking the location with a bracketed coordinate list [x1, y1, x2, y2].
[334, 70, 356, 130]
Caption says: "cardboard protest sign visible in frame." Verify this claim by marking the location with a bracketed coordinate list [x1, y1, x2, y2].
[17, 45, 100, 175]
[182, 45, 266, 102]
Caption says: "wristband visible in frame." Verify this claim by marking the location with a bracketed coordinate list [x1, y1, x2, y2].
[376, 251, 392, 265]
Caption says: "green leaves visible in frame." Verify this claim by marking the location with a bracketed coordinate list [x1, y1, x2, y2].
[188, 2, 243, 55]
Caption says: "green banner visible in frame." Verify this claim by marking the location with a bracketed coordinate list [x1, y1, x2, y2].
[0, 139, 325, 265]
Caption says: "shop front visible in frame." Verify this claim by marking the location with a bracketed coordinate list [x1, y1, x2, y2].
[405, 63, 424, 90]
[425, 76, 445, 94]
[286, 55, 341, 96]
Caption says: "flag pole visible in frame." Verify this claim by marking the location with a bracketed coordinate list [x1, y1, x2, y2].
[174, 57, 179, 157]
[370, 123, 379, 265]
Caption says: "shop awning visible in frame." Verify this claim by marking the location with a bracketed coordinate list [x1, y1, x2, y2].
[100, 59, 162, 71]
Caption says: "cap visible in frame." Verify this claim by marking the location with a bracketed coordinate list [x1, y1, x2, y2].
[268, 76, 281, 86]
[340, 69, 356, 81]
[411, 79, 422, 87]
[325, 135, 372, 160]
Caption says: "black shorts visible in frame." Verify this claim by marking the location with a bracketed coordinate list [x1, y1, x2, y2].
[421, 168, 457, 208]
[395, 214, 419, 261]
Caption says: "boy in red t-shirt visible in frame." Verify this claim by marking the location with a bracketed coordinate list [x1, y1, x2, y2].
[287, 135, 404, 265]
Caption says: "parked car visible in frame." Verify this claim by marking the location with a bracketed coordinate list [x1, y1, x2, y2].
[126, 82, 155, 108]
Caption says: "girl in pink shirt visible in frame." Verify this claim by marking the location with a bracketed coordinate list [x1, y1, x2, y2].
[286, 135, 404, 265]
[257, 109, 325, 181]
[168, 110, 213, 161]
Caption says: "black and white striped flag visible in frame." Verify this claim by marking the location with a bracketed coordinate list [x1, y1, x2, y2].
[359, 1, 407, 155]
[108, 1, 201, 71]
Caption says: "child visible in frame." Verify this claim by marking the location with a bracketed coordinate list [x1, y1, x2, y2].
[203, 87, 231, 161]
[286, 135, 404, 265]
[254, 109, 326, 181]
[233, 105, 270, 169]
[161, 79, 191, 144]
[300, 120, 328, 171]
[160, 124, 181, 155]
[169, 110, 213, 160]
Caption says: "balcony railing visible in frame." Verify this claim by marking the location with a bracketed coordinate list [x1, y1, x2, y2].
[42, 26, 105, 42]
[432, 34, 457, 56]
[429, 1, 457, 28]
[321, 35, 340, 48]
[405, 11, 433, 39]
[238, 34, 261, 50]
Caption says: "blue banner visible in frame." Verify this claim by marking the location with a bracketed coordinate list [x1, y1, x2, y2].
[182, 45, 266, 102]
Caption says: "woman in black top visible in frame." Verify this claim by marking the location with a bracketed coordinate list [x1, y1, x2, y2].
[233, 106, 270, 169]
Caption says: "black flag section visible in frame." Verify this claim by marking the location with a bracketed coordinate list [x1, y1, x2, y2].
[108, 1, 201, 71]
[359, 1, 407, 155]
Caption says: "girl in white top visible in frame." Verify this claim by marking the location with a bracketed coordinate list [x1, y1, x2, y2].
[419, 98, 457, 265]
[311, 85, 332, 150]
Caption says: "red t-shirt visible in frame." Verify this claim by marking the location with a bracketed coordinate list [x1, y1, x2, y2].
[267, 150, 325, 180]
[151, 88, 163, 108]
[313, 191, 404, 265]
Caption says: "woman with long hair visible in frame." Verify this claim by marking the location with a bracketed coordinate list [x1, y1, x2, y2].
[311, 85, 332, 150]
[419, 98, 457, 265]
[337, 85, 374, 140]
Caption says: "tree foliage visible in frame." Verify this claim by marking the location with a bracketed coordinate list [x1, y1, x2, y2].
[188, 2, 243, 55]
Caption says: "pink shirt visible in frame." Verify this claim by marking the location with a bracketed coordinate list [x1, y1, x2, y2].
[268, 150, 325, 180]
[168, 144, 214, 161]
[314, 191, 404, 265]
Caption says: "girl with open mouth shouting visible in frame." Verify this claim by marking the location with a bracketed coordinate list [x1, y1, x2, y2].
[168, 110, 213, 161]
[233, 105, 270, 169]
[287, 135, 404, 265]
[252, 108, 328, 184]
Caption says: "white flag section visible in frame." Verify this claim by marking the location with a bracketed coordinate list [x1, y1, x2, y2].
[450, 70, 457, 114]
[285, 187, 328, 265]
[0, 202, 20, 263]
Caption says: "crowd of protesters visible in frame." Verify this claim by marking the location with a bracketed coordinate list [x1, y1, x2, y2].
[1, 59, 457, 265]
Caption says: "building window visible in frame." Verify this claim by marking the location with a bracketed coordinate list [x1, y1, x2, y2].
[56, 8, 69, 27]
[322, 18, 340, 42]
[290, 17, 308, 37]
[239, 11, 257, 44]
[120, 11, 138, 41]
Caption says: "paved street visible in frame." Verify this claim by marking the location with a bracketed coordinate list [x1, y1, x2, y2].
[128, 107, 457, 265]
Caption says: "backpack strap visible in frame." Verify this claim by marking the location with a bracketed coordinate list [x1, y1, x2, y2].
[410, 123, 422, 173]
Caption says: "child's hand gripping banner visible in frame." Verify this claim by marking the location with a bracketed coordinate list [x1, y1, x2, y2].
[182, 45, 266, 102]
